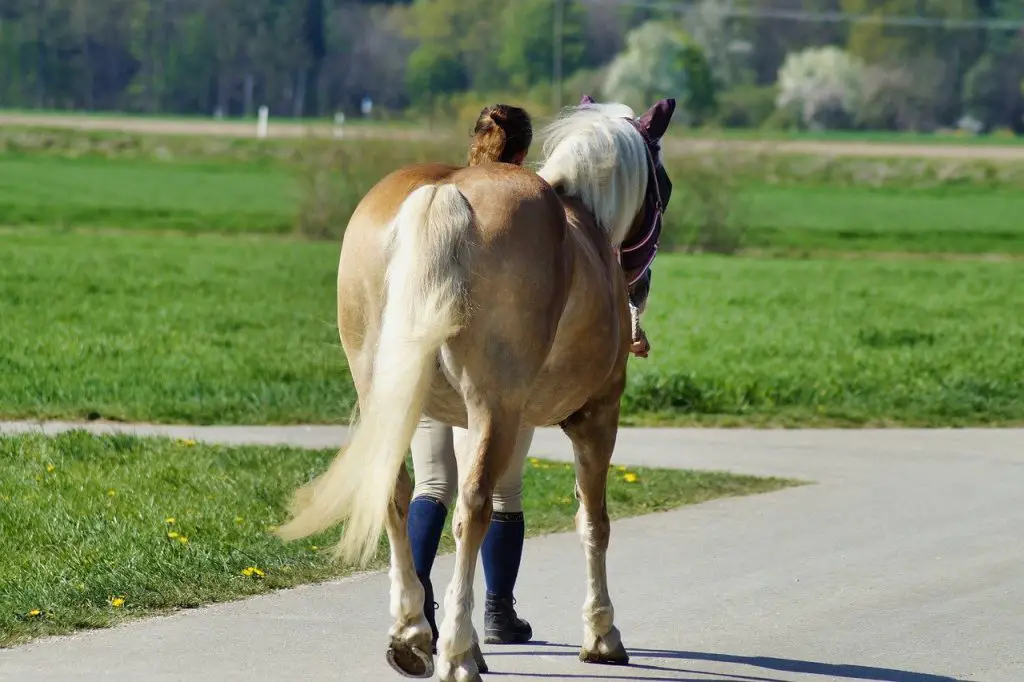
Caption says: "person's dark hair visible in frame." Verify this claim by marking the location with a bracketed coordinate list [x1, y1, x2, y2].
[467, 104, 533, 166]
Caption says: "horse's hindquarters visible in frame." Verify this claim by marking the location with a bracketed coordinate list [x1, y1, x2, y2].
[435, 168, 573, 420]
[520, 204, 632, 427]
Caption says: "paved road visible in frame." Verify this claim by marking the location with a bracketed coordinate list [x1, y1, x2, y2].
[6, 111, 1024, 160]
[1, 423, 1022, 682]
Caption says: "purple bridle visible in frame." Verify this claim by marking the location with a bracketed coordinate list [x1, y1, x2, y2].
[618, 117, 664, 289]
[577, 94, 671, 295]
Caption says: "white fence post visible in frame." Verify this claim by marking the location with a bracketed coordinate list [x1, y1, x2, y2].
[257, 105, 269, 139]
[334, 112, 346, 139]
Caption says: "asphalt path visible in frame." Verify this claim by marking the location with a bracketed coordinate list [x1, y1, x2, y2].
[5, 111, 1024, 160]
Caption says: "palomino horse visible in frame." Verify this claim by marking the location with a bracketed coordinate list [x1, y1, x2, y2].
[276, 96, 676, 682]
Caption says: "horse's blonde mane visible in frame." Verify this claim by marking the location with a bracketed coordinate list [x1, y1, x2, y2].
[536, 102, 649, 247]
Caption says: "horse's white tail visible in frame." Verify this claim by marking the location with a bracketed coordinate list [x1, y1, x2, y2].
[276, 183, 471, 566]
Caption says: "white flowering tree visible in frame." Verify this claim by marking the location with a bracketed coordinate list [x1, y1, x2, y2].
[602, 20, 716, 124]
[776, 46, 866, 130]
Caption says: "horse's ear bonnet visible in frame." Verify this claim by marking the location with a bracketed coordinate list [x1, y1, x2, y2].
[637, 99, 676, 140]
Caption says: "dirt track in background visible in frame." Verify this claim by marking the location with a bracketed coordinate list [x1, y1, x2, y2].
[5, 111, 1024, 160]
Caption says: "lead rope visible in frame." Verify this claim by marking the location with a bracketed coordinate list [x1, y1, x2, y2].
[623, 119, 663, 347]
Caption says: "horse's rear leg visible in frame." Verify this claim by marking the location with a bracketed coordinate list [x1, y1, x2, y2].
[384, 463, 436, 679]
[561, 390, 630, 666]
[436, 409, 520, 682]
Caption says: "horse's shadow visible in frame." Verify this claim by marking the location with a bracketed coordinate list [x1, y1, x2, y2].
[479, 641, 970, 682]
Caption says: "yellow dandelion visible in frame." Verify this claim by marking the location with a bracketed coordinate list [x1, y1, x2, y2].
[623, 472, 639, 483]
[310, 545, 319, 552]
[107, 489, 116, 497]
[178, 438, 197, 447]
[110, 597, 125, 608]
[529, 458, 540, 466]
[167, 531, 180, 539]
[617, 465, 627, 472]
[27, 608, 42, 617]
[234, 516, 244, 524]
[164, 517, 176, 524]
[178, 535, 189, 544]
[46, 464, 56, 473]
[241, 566, 266, 578]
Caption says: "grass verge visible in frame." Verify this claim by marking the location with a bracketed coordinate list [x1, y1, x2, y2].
[2, 229, 1022, 427]
[0, 430, 799, 647]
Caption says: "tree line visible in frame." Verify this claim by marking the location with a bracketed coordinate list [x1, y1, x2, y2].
[1, 0, 1022, 132]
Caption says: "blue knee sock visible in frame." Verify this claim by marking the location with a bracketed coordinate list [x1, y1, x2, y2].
[481, 511, 525, 599]
[408, 496, 449, 583]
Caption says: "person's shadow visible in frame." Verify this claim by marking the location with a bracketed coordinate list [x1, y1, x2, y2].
[479, 642, 970, 682]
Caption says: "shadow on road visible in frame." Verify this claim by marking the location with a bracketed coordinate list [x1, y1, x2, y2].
[481, 642, 967, 682]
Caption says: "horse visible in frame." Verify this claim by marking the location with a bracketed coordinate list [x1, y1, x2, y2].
[275, 95, 676, 682]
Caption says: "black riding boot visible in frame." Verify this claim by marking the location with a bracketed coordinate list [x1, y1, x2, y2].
[423, 579, 439, 654]
[484, 593, 533, 644]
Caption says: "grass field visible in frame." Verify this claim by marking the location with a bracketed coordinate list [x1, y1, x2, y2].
[3, 229, 1021, 427]
[0, 430, 797, 646]
[735, 185, 1024, 254]
[0, 230, 347, 424]
[3, 154, 1024, 255]
[0, 156, 295, 234]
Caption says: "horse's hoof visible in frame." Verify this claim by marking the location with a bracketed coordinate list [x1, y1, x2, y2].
[471, 641, 489, 674]
[386, 640, 434, 678]
[579, 640, 630, 666]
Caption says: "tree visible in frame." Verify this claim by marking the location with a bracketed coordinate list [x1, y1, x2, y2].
[857, 58, 948, 131]
[684, 0, 753, 89]
[602, 20, 717, 124]
[401, 0, 501, 101]
[496, 0, 587, 90]
[776, 46, 866, 130]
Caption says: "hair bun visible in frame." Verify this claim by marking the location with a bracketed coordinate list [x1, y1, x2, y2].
[468, 103, 531, 166]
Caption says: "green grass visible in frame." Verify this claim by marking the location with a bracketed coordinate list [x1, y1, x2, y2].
[0, 229, 349, 424]
[735, 184, 1024, 254]
[625, 255, 1024, 426]
[0, 156, 296, 234]
[3, 154, 1024, 254]
[2, 229, 1022, 427]
[0, 430, 798, 646]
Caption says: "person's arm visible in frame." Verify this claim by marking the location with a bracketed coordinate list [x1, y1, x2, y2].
[627, 268, 652, 358]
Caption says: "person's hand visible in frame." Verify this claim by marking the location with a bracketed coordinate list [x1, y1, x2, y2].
[629, 326, 650, 358]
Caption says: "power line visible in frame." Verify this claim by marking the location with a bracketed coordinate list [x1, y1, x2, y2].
[576, 0, 1024, 31]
